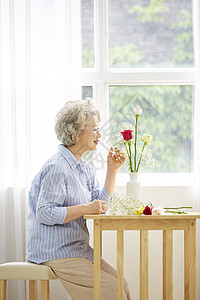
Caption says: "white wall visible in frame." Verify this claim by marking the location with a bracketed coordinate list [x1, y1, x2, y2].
[46, 185, 199, 300]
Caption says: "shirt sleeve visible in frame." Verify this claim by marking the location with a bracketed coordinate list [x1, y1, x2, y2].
[36, 164, 67, 225]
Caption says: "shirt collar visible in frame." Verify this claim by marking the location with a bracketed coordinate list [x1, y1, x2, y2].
[58, 144, 87, 170]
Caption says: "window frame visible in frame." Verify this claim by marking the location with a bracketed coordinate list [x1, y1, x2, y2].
[81, 0, 200, 185]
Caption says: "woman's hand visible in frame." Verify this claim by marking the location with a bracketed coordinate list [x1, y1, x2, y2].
[63, 200, 106, 223]
[85, 200, 107, 214]
[107, 147, 126, 172]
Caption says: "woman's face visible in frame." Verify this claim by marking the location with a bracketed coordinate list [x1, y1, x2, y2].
[78, 116, 101, 151]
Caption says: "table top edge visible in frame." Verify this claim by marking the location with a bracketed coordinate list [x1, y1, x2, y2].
[84, 213, 200, 220]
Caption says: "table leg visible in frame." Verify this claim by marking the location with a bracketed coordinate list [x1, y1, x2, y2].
[117, 230, 124, 300]
[188, 220, 197, 300]
[100, 230, 102, 258]
[163, 230, 173, 300]
[140, 230, 148, 300]
[184, 229, 189, 299]
[94, 220, 101, 300]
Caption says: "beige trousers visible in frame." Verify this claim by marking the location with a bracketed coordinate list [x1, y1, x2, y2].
[42, 257, 131, 300]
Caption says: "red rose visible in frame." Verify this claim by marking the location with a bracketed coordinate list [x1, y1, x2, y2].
[143, 206, 152, 215]
[121, 130, 133, 141]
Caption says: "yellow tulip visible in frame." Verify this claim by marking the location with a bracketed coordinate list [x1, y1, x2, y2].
[135, 207, 144, 215]
[141, 134, 153, 143]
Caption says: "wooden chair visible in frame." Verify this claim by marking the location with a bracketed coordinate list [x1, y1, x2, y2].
[0, 262, 61, 300]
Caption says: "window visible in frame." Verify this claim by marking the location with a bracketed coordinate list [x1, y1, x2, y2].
[81, 0, 199, 184]
[108, 0, 194, 68]
[82, 86, 93, 99]
[82, 0, 94, 67]
[109, 85, 194, 173]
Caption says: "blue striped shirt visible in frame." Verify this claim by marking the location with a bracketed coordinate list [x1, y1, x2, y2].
[26, 144, 111, 264]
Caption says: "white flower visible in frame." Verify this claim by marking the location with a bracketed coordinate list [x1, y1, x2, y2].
[141, 134, 153, 143]
[134, 106, 142, 115]
[152, 207, 164, 216]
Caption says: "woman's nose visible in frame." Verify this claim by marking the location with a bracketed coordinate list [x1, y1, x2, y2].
[97, 130, 101, 138]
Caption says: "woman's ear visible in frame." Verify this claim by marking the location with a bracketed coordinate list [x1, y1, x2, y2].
[77, 128, 85, 142]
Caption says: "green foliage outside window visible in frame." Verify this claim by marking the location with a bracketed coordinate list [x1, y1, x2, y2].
[109, 85, 193, 173]
[82, 0, 194, 173]
[109, 0, 193, 67]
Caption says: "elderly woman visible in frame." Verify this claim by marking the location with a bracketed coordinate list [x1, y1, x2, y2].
[26, 99, 131, 300]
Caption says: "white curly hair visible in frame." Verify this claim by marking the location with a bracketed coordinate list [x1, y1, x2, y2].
[54, 98, 100, 146]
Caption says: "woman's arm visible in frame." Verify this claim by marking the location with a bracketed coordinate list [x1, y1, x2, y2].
[104, 169, 117, 195]
[63, 147, 126, 224]
[62, 200, 106, 224]
[104, 147, 126, 194]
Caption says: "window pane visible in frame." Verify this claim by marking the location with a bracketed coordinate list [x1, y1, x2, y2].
[82, 86, 93, 99]
[108, 0, 194, 68]
[109, 85, 194, 173]
[82, 86, 94, 165]
[81, 0, 94, 68]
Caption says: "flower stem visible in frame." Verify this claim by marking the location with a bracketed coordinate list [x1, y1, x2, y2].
[124, 141, 133, 172]
[128, 141, 133, 172]
[164, 206, 192, 209]
[136, 142, 146, 172]
[164, 206, 192, 215]
[164, 210, 188, 214]
[134, 115, 139, 172]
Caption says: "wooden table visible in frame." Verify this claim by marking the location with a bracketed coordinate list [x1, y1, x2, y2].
[84, 213, 200, 300]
